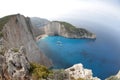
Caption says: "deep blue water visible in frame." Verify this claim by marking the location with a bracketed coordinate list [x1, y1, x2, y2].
[37, 24, 120, 80]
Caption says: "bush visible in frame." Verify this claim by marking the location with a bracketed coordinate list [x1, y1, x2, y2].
[0, 32, 3, 38]
[0, 47, 5, 55]
[12, 48, 19, 52]
[29, 62, 51, 80]
[77, 78, 85, 80]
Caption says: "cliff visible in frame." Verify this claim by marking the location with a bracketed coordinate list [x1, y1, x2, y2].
[30, 17, 49, 37]
[44, 21, 96, 39]
[4, 46, 30, 80]
[30, 17, 50, 28]
[0, 14, 52, 67]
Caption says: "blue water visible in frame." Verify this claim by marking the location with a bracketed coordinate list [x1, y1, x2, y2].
[37, 25, 120, 80]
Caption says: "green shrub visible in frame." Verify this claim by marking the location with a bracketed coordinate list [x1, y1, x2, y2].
[77, 78, 85, 80]
[0, 47, 5, 55]
[30, 62, 51, 79]
[12, 48, 19, 52]
[0, 50, 4, 55]
[0, 32, 3, 38]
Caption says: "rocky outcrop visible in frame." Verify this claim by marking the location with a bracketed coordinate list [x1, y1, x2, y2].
[44, 21, 96, 39]
[1, 14, 52, 67]
[105, 70, 120, 80]
[65, 63, 100, 80]
[4, 46, 30, 80]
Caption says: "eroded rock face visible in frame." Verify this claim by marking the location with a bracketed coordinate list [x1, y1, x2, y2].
[4, 46, 30, 79]
[2, 14, 52, 67]
[65, 63, 100, 80]
[44, 21, 96, 39]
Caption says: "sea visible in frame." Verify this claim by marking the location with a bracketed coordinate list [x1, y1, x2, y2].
[37, 22, 120, 80]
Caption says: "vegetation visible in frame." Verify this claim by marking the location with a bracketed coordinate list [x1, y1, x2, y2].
[0, 15, 13, 31]
[53, 21, 92, 37]
[53, 21, 77, 32]
[29, 62, 52, 80]
[12, 48, 19, 52]
[0, 47, 5, 55]
[51, 69, 69, 80]
[0, 15, 15, 38]
[0, 51, 4, 55]
[0, 32, 3, 38]
[77, 78, 85, 80]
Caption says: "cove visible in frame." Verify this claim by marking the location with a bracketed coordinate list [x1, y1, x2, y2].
[37, 32, 120, 80]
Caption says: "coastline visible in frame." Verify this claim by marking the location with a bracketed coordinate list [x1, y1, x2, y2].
[36, 34, 48, 41]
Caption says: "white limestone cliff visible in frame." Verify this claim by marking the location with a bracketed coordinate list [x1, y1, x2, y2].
[65, 63, 101, 80]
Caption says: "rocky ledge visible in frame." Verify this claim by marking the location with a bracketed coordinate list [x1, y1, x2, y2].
[44, 21, 96, 39]
[0, 14, 52, 67]
[65, 63, 100, 80]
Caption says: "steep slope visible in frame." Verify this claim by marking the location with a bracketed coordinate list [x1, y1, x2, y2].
[0, 14, 52, 67]
[30, 17, 50, 28]
[30, 17, 49, 37]
[44, 21, 96, 39]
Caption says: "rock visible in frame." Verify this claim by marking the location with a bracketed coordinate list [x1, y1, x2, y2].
[30, 17, 50, 28]
[65, 63, 100, 80]
[106, 70, 120, 80]
[4, 46, 30, 80]
[1, 14, 52, 67]
[44, 21, 96, 39]
[0, 55, 5, 79]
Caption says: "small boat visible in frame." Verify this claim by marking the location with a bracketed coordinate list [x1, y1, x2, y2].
[56, 41, 62, 46]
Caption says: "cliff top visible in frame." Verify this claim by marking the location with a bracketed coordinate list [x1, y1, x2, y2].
[0, 14, 17, 31]
[52, 21, 94, 37]
[0, 14, 26, 38]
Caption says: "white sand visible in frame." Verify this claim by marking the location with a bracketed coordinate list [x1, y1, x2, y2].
[36, 34, 48, 41]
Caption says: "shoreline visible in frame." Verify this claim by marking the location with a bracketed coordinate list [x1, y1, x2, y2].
[36, 34, 48, 41]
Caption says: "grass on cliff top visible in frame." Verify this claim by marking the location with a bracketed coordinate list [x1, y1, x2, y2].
[53, 21, 90, 35]
[53, 21, 77, 32]
[0, 14, 16, 37]
[0, 14, 17, 31]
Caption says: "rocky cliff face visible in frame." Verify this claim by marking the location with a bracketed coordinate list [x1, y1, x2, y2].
[4, 46, 30, 80]
[65, 63, 100, 80]
[30, 17, 50, 28]
[44, 21, 96, 39]
[1, 14, 52, 67]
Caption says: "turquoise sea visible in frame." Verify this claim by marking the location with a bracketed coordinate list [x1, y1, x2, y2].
[37, 24, 120, 80]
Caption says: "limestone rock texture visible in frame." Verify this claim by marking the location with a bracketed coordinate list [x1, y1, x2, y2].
[65, 63, 100, 80]
[2, 14, 52, 67]
[4, 46, 30, 80]
[44, 21, 96, 39]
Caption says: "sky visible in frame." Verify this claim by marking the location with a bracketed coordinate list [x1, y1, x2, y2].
[0, 0, 120, 20]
